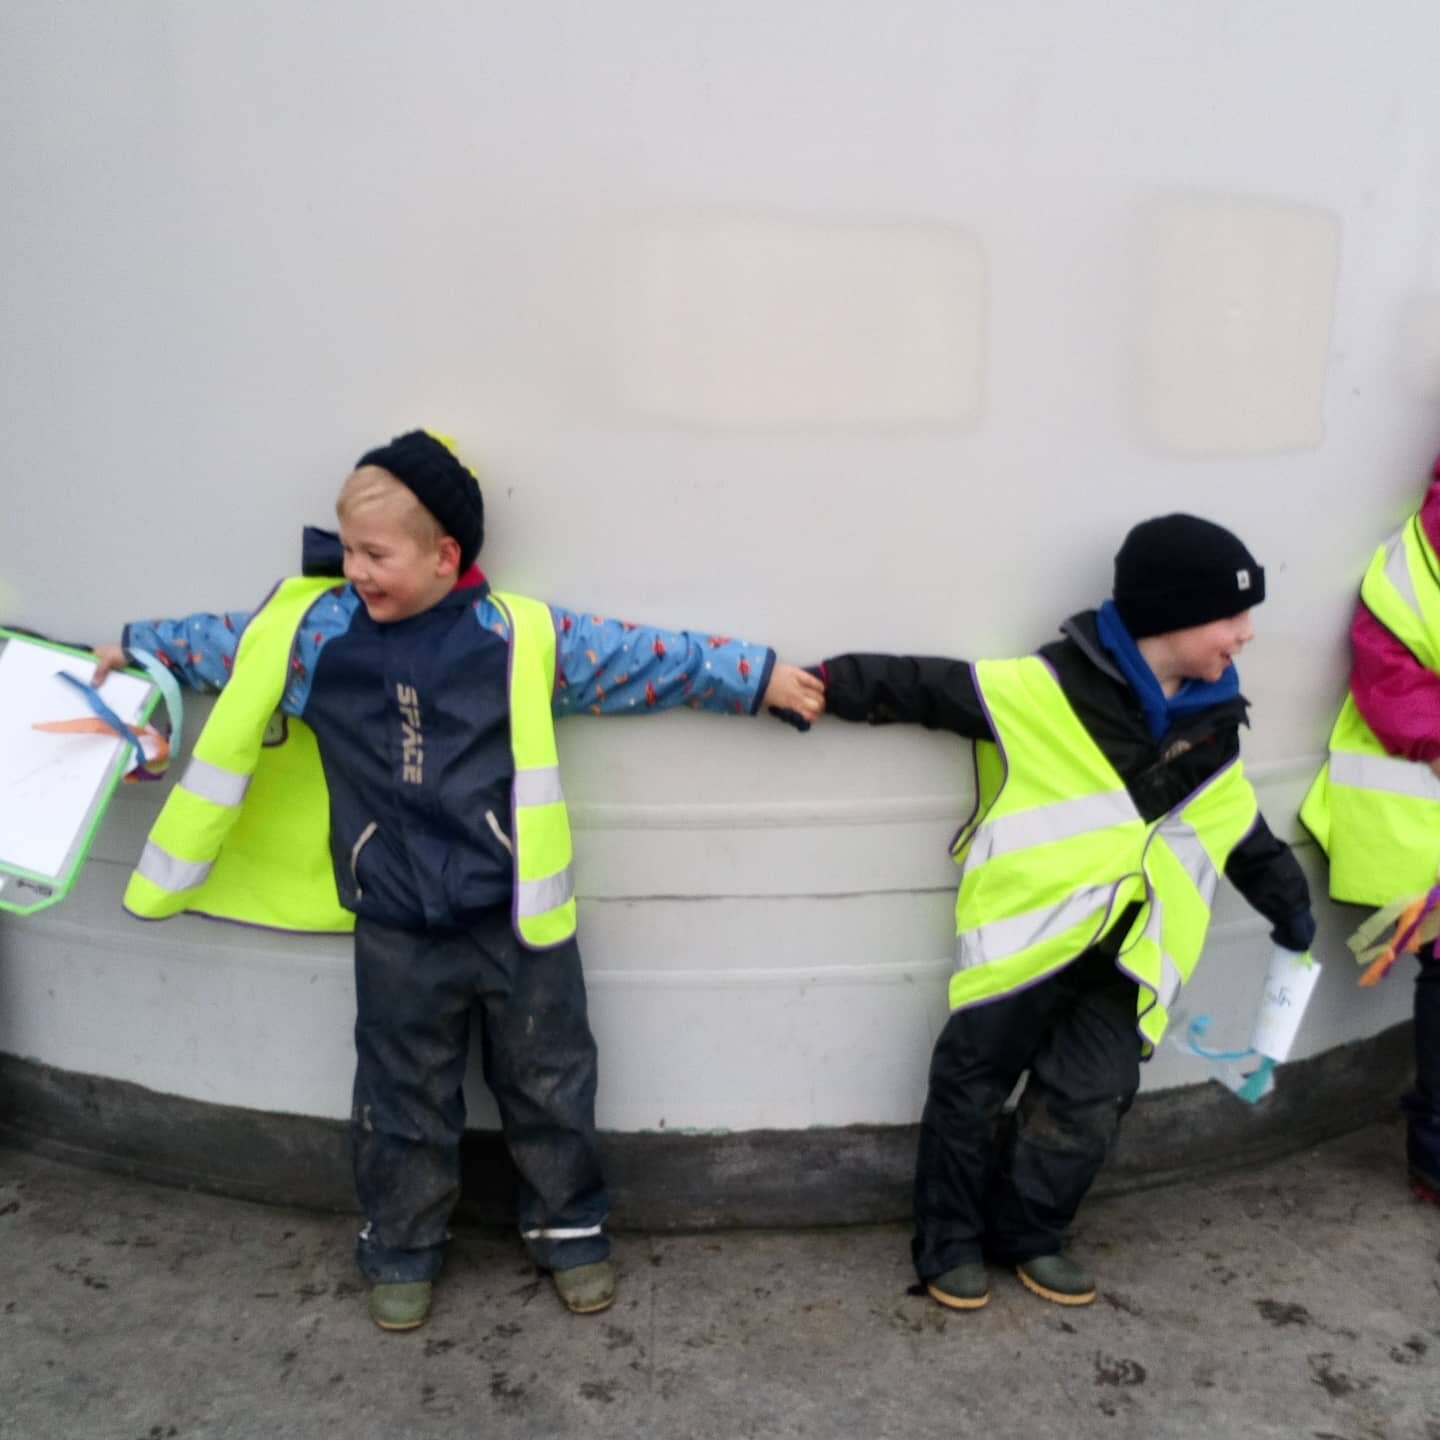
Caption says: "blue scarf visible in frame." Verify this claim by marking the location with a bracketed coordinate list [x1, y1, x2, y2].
[1094, 600, 1240, 742]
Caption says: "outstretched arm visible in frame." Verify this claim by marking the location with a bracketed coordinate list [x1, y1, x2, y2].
[93, 611, 253, 692]
[820, 653, 993, 739]
[551, 605, 821, 722]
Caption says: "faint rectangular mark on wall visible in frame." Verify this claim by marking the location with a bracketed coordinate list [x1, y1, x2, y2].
[616, 219, 985, 428]
[1395, 292, 1440, 401]
[1141, 196, 1340, 456]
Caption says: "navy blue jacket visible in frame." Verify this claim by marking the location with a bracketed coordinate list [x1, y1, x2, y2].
[126, 554, 774, 932]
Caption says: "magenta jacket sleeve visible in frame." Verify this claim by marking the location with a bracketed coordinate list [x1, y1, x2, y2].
[1349, 601, 1440, 763]
[1348, 469, 1440, 762]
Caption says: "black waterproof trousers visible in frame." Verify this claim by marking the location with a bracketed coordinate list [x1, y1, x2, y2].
[350, 908, 609, 1284]
[1403, 941, 1440, 1186]
[912, 946, 1142, 1281]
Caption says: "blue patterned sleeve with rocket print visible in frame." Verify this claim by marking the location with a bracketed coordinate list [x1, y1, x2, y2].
[547, 605, 776, 718]
[124, 586, 356, 719]
[123, 612, 252, 694]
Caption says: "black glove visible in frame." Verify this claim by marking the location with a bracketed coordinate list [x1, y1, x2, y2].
[767, 704, 811, 732]
[1271, 908, 1317, 954]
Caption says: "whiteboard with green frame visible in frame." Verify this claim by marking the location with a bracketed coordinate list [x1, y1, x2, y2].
[0, 630, 159, 915]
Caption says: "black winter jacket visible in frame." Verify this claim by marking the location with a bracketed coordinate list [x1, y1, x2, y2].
[822, 611, 1314, 952]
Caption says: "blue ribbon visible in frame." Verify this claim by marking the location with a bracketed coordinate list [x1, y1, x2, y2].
[1181, 1016, 1275, 1105]
[1235, 1056, 1276, 1105]
[128, 649, 185, 762]
[51, 651, 185, 778]
[1184, 1015, 1255, 1062]
[53, 671, 147, 770]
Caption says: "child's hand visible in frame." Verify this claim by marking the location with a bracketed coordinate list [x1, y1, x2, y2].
[91, 644, 128, 686]
[764, 662, 825, 731]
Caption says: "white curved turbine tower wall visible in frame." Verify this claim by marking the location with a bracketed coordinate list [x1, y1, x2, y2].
[2, 1, 1437, 1131]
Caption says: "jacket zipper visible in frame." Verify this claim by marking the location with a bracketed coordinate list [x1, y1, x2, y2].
[485, 809, 515, 856]
[349, 821, 378, 899]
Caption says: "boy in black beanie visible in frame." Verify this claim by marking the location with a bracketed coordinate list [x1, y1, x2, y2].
[814, 513, 1312, 1309]
[95, 430, 823, 1331]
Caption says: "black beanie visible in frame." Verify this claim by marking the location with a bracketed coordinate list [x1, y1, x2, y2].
[356, 430, 485, 572]
[1112, 514, 1265, 638]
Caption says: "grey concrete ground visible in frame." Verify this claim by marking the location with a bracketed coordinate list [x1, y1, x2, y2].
[0, 1120, 1437, 1440]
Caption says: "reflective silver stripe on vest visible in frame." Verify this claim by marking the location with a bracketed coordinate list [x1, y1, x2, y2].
[1383, 525, 1423, 619]
[514, 765, 565, 807]
[1156, 817, 1220, 906]
[1156, 949, 1183, 1010]
[518, 865, 575, 917]
[179, 755, 251, 809]
[1129, 896, 1183, 1009]
[963, 789, 1138, 868]
[520, 1223, 606, 1240]
[135, 840, 213, 895]
[1330, 749, 1440, 804]
[956, 882, 1118, 970]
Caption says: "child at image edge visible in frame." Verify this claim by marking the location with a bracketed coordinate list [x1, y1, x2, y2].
[1299, 452, 1440, 1207]
[94, 430, 823, 1331]
[815, 515, 1315, 1309]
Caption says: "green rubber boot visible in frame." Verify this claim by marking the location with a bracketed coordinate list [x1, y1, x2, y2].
[552, 1259, 617, 1315]
[368, 1280, 433, 1331]
[1016, 1253, 1096, 1307]
[926, 1262, 990, 1310]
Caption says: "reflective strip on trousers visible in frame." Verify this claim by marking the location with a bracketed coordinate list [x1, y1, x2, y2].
[514, 765, 565, 807]
[180, 754, 251, 809]
[1156, 816, 1220, 906]
[135, 840, 213, 894]
[518, 865, 575, 917]
[1329, 749, 1440, 804]
[521, 1223, 605, 1240]
[956, 882, 1118, 970]
[962, 789, 1138, 868]
[1383, 525, 1423, 619]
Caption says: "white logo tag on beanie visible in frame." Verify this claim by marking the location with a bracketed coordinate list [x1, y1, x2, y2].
[1237, 569, 1251, 591]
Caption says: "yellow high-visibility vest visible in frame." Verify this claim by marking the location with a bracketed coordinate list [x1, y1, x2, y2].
[1300, 513, 1440, 905]
[951, 657, 1259, 1050]
[491, 591, 577, 947]
[124, 580, 577, 947]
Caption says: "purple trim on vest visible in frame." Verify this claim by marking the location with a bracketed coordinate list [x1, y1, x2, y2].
[120, 903, 353, 938]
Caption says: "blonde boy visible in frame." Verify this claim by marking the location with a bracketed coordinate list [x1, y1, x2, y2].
[98, 431, 821, 1330]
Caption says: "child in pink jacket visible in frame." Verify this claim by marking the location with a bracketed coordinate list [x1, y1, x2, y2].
[1347, 456, 1440, 1203]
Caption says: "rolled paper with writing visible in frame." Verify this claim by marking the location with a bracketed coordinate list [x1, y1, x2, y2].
[1248, 946, 1321, 1063]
